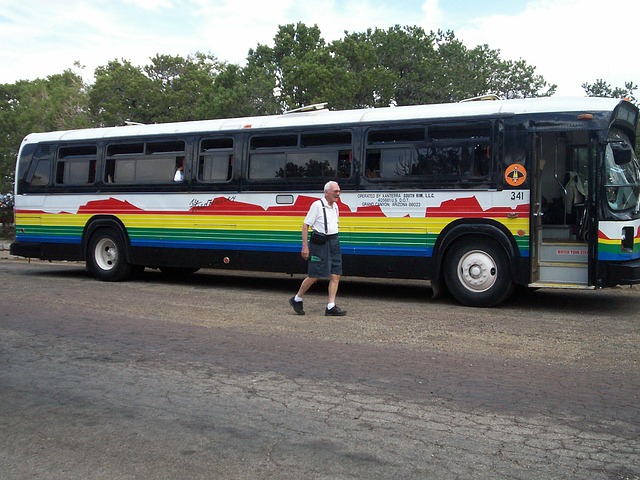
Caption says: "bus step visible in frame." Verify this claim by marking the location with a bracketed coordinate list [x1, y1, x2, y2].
[539, 242, 588, 263]
[537, 261, 588, 284]
[528, 282, 594, 290]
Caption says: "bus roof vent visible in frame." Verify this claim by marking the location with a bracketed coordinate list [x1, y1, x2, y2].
[459, 94, 503, 103]
[283, 103, 329, 114]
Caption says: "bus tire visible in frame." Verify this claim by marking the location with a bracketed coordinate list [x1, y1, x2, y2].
[86, 228, 133, 282]
[444, 237, 514, 307]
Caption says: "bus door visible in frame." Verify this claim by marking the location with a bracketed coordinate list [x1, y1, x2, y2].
[530, 133, 542, 282]
[531, 131, 590, 287]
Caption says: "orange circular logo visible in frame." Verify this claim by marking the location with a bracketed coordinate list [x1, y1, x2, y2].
[505, 164, 527, 187]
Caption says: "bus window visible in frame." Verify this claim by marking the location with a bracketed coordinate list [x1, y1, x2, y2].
[22, 144, 53, 188]
[337, 150, 352, 178]
[302, 131, 352, 178]
[301, 131, 351, 147]
[426, 124, 492, 179]
[365, 151, 381, 178]
[604, 133, 640, 212]
[365, 127, 426, 179]
[251, 135, 297, 149]
[365, 124, 491, 182]
[105, 140, 184, 184]
[55, 145, 97, 185]
[249, 152, 285, 179]
[368, 128, 424, 144]
[135, 157, 175, 183]
[282, 151, 337, 178]
[198, 138, 233, 182]
[29, 159, 51, 186]
[248, 132, 352, 180]
[383, 148, 423, 177]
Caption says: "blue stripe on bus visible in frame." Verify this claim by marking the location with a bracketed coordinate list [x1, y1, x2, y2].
[15, 234, 82, 244]
[598, 252, 640, 261]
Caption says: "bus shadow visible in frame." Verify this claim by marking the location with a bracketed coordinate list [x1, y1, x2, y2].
[139, 268, 432, 302]
[27, 262, 637, 314]
[504, 285, 635, 315]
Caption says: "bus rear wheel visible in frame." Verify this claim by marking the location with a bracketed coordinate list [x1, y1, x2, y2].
[87, 228, 133, 282]
[444, 237, 514, 307]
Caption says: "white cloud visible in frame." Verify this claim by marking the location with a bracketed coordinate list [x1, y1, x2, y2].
[455, 0, 640, 95]
[188, 0, 295, 63]
[122, 0, 175, 9]
[0, 0, 637, 98]
[421, 0, 444, 32]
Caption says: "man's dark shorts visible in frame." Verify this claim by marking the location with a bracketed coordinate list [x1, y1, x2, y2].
[308, 235, 342, 278]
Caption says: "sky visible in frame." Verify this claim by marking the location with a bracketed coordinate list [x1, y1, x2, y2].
[0, 0, 638, 97]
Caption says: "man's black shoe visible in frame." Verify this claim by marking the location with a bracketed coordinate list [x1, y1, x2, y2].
[325, 305, 346, 316]
[289, 297, 305, 315]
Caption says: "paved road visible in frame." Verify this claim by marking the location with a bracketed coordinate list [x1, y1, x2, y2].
[0, 256, 639, 479]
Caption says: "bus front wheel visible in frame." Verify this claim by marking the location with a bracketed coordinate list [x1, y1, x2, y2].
[87, 228, 133, 282]
[443, 237, 514, 307]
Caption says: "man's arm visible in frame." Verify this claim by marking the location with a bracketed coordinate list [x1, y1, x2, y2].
[301, 223, 310, 259]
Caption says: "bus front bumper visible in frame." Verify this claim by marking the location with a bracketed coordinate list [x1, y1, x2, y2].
[602, 259, 640, 287]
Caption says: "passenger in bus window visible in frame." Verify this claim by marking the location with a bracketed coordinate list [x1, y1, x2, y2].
[174, 157, 185, 182]
[289, 181, 347, 317]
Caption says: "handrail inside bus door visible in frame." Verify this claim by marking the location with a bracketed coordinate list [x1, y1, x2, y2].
[552, 140, 568, 224]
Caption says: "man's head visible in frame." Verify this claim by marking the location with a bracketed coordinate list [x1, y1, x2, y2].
[324, 181, 341, 204]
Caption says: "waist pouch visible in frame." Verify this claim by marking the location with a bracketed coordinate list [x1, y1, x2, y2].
[310, 232, 337, 245]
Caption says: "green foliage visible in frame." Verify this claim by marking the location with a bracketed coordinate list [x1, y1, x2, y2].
[247, 22, 339, 111]
[328, 30, 396, 109]
[89, 59, 156, 125]
[582, 79, 637, 103]
[89, 53, 266, 126]
[0, 69, 90, 229]
[246, 23, 556, 112]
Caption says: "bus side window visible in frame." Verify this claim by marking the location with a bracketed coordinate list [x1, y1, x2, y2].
[248, 131, 351, 180]
[365, 150, 381, 178]
[55, 145, 98, 185]
[474, 144, 491, 177]
[29, 159, 51, 186]
[427, 123, 492, 181]
[338, 150, 352, 178]
[199, 153, 233, 181]
[104, 140, 185, 184]
[198, 137, 234, 183]
[22, 144, 53, 188]
[105, 159, 115, 183]
[366, 127, 425, 179]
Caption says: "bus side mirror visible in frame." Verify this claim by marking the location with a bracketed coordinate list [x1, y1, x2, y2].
[612, 143, 632, 165]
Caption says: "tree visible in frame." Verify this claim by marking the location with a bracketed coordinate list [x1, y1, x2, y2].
[371, 26, 441, 106]
[144, 53, 235, 122]
[209, 62, 280, 118]
[329, 26, 555, 107]
[246, 23, 341, 112]
[89, 59, 156, 126]
[89, 54, 259, 124]
[327, 30, 396, 109]
[0, 69, 90, 234]
[582, 79, 637, 103]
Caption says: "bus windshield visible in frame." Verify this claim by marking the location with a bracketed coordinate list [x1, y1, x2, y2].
[604, 130, 640, 213]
